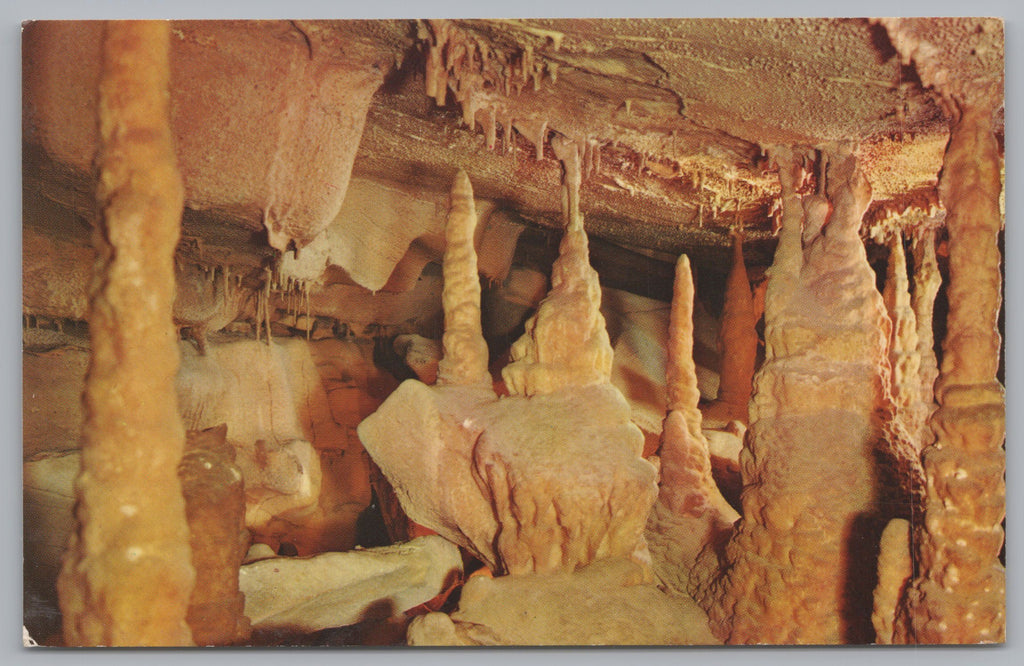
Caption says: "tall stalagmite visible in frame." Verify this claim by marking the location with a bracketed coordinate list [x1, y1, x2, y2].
[896, 101, 1005, 644]
[910, 227, 941, 424]
[646, 254, 739, 594]
[57, 21, 195, 646]
[502, 135, 613, 396]
[704, 230, 758, 425]
[694, 145, 893, 644]
[436, 169, 491, 386]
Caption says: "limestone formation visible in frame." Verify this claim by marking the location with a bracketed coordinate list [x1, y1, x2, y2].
[178, 425, 251, 646]
[693, 146, 894, 644]
[57, 21, 195, 646]
[502, 137, 613, 396]
[880, 230, 927, 503]
[407, 557, 719, 646]
[703, 230, 758, 426]
[436, 169, 491, 386]
[393, 334, 442, 384]
[238, 536, 462, 635]
[646, 254, 738, 596]
[871, 518, 912, 645]
[234, 438, 322, 531]
[895, 101, 1006, 645]
[360, 168, 657, 575]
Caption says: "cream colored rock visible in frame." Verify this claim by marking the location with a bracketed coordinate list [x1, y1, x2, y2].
[234, 438, 322, 530]
[238, 536, 463, 634]
[474, 384, 658, 575]
[357, 381, 503, 569]
[407, 558, 719, 646]
[502, 138, 612, 396]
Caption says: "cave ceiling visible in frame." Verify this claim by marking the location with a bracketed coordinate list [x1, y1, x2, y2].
[22, 17, 1005, 305]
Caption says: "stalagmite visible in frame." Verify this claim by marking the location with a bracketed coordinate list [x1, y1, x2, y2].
[910, 226, 941, 432]
[502, 136, 613, 396]
[703, 230, 758, 426]
[57, 21, 195, 646]
[436, 169, 491, 386]
[896, 101, 1005, 645]
[178, 425, 251, 646]
[693, 145, 893, 644]
[871, 518, 913, 645]
[646, 254, 739, 595]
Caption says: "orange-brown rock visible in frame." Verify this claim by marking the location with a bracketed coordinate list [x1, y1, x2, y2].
[694, 145, 893, 644]
[895, 101, 1005, 645]
[703, 230, 758, 426]
[178, 425, 251, 646]
[57, 21, 195, 646]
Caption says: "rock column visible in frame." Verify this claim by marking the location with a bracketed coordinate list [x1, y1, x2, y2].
[646, 254, 739, 594]
[696, 145, 893, 644]
[57, 21, 195, 646]
[896, 101, 1005, 644]
[436, 169, 491, 387]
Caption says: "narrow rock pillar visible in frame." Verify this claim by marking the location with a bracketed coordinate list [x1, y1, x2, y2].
[436, 169, 491, 386]
[646, 254, 739, 594]
[57, 20, 195, 646]
[897, 101, 1005, 644]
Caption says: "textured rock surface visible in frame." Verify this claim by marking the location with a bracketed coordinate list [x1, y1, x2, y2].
[895, 101, 1006, 644]
[475, 384, 657, 574]
[178, 425, 251, 646]
[57, 22, 195, 646]
[361, 169, 656, 575]
[238, 536, 462, 634]
[436, 169, 491, 386]
[502, 139, 613, 396]
[872, 518, 912, 645]
[694, 146, 894, 644]
[646, 254, 738, 596]
[407, 557, 719, 646]
[393, 334, 442, 384]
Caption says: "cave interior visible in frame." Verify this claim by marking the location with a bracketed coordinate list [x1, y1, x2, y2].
[21, 17, 1005, 647]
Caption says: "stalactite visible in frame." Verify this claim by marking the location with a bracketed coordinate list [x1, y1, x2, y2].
[896, 100, 1005, 645]
[646, 254, 739, 594]
[703, 229, 758, 425]
[693, 145, 893, 644]
[57, 20, 195, 647]
[436, 169, 491, 386]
